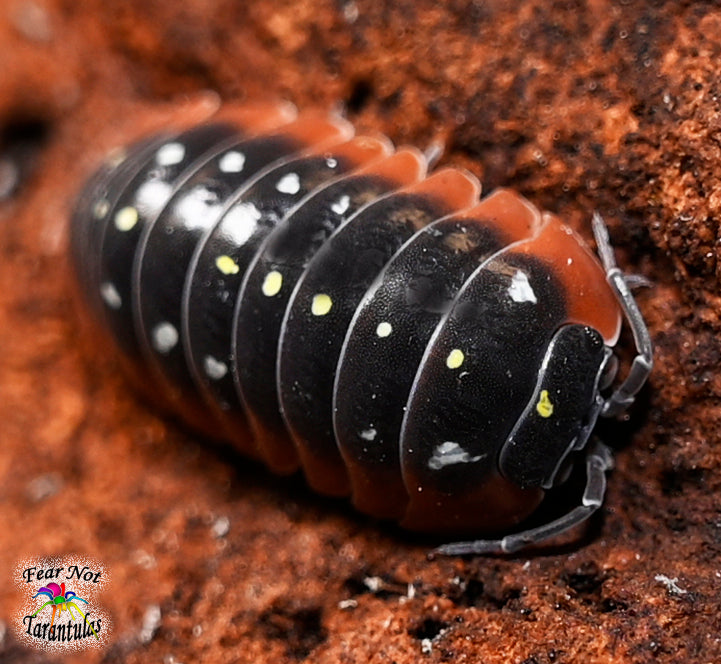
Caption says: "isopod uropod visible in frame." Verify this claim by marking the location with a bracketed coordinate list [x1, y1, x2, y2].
[70, 103, 652, 554]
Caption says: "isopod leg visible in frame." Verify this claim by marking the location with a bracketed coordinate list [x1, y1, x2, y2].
[433, 441, 613, 556]
[591, 212, 653, 418]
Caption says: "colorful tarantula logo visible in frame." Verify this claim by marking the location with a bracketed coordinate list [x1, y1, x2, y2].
[30, 582, 99, 640]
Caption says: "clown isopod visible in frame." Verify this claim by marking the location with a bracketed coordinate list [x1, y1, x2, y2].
[69, 102, 652, 554]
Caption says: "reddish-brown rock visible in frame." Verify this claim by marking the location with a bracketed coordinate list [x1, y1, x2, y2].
[1, 2, 719, 663]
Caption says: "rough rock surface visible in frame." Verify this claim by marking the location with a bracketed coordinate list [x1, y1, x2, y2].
[1, 1, 719, 662]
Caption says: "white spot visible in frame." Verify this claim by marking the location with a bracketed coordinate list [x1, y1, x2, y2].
[100, 282, 122, 309]
[428, 441, 484, 470]
[93, 198, 109, 219]
[132, 549, 156, 570]
[211, 516, 230, 538]
[174, 185, 222, 230]
[222, 202, 262, 246]
[219, 150, 245, 173]
[376, 321, 392, 338]
[26, 473, 62, 502]
[508, 269, 537, 304]
[654, 574, 688, 595]
[326, 157, 338, 168]
[114, 206, 139, 231]
[134, 180, 173, 218]
[203, 355, 228, 380]
[139, 604, 162, 644]
[363, 576, 383, 592]
[567, 257, 573, 266]
[343, 1, 359, 23]
[276, 172, 300, 194]
[152, 322, 178, 353]
[155, 142, 186, 166]
[359, 428, 377, 441]
[331, 194, 351, 215]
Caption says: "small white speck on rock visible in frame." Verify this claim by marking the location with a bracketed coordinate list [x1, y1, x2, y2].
[132, 549, 157, 570]
[0, 159, 19, 200]
[211, 516, 230, 538]
[343, 1, 359, 23]
[163, 655, 184, 664]
[10, 2, 53, 42]
[654, 574, 688, 595]
[363, 576, 383, 593]
[139, 604, 161, 644]
[26, 473, 62, 502]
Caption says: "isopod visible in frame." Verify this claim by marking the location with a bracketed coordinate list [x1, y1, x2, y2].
[70, 104, 652, 554]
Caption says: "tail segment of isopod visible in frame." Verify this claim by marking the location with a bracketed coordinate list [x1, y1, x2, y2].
[232, 148, 428, 474]
[333, 189, 544, 519]
[277, 167, 482, 497]
[97, 105, 295, 360]
[75, 105, 295, 434]
[68, 95, 254, 314]
[71, 131, 175, 322]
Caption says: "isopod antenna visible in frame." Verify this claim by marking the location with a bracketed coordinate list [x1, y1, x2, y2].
[434, 440, 613, 555]
[592, 212, 654, 418]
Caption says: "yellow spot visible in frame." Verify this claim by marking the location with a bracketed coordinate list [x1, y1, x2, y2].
[536, 390, 554, 418]
[446, 348, 465, 370]
[215, 255, 239, 275]
[311, 293, 333, 316]
[114, 206, 139, 231]
[376, 321, 392, 338]
[262, 270, 283, 297]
